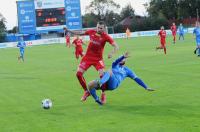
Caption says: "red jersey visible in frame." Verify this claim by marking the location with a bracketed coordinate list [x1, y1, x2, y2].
[170, 25, 177, 33]
[158, 30, 166, 45]
[158, 30, 166, 38]
[84, 29, 114, 60]
[72, 38, 83, 50]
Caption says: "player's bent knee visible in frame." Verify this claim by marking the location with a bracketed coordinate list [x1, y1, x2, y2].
[88, 80, 96, 89]
[88, 80, 99, 90]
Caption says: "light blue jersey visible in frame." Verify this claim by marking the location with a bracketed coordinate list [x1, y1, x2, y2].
[178, 25, 184, 35]
[99, 56, 137, 90]
[193, 27, 200, 45]
[17, 41, 26, 50]
[17, 40, 26, 61]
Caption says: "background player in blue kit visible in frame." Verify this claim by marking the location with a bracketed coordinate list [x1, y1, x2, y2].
[178, 23, 184, 40]
[17, 36, 26, 62]
[88, 52, 154, 105]
[193, 22, 200, 56]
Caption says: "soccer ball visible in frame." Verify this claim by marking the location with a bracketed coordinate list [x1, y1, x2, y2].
[42, 99, 52, 109]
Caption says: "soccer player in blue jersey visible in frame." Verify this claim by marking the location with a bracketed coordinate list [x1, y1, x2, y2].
[87, 52, 154, 105]
[17, 36, 26, 62]
[178, 23, 184, 40]
[193, 22, 200, 56]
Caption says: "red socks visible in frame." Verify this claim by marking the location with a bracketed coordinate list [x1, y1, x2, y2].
[76, 71, 87, 91]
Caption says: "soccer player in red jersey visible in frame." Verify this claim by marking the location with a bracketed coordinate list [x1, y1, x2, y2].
[66, 21, 119, 103]
[156, 26, 167, 54]
[63, 27, 71, 47]
[170, 23, 177, 44]
[72, 35, 85, 60]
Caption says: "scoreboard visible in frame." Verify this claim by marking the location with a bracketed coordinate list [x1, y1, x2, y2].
[36, 8, 66, 27]
[17, 0, 82, 34]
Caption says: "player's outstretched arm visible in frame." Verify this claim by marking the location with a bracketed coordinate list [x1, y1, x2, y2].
[134, 77, 154, 91]
[112, 52, 129, 67]
[126, 67, 155, 91]
[66, 28, 85, 35]
[108, 42, 119, 59]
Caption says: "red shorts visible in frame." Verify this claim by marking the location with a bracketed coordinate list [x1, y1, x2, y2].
[160, 38, 166, 44]
[75, 49, 84, 59]
[78, 57, 105, 71]
[172, 32, 176, 36]
[161, 41, 166, 45]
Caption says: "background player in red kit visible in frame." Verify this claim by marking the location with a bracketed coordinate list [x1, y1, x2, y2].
[72, 35, 85, 60]
[63, 27, 71, 47]
[170, 23, 177, 44]
[67, 21, 119, 104]
[156, 26, 167, 54]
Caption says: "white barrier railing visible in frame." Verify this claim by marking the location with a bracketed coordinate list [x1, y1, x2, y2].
[0, 27, 195, 49]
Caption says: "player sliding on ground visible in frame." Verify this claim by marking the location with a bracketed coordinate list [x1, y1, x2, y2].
[87, 52, 154, 105]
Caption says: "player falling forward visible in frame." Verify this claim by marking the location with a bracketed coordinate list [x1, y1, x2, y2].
[63, 27, 71, 48]
[72, 35, 86, 60]
[87, 52, 154, 105]
[170, 23, 177, 44]
[17, 36, 26, 62]
[156, 26, 167, 54]
[66, 21, 119, 103]
[193, 21, 200, 57]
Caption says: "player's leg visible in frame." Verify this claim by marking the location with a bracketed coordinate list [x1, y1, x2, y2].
[88, 80, 103, 105]
[94, 60, 107, 104]
[65, 36, 68, 47]
[173, 34, 176, 43]
[19, 49, 23, 61]
[75, 50, 79, 60]
[161, 40, 166, 54]
[76, 60, 92, 101]
[66, 36, 70, 47]
[156, 39, 164, 50]
[180, 34, 184, 40]
[197, 44, 200, 57]
[163, 44, 166, 54]
[80, 50, 84, 57]
[88, 72, 111, 105]
[21, 50, 24, 62]
[18, 49, 21, 61]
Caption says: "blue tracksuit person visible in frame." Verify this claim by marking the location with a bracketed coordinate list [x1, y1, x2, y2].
[178, 23, 184, 40]
[88, 52, 154, 105]
[17, 37, 26, 62]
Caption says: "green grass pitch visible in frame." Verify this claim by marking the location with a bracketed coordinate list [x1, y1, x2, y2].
[0, 34, 200, 132]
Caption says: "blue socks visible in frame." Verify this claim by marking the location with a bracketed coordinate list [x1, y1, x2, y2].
[198, 48, 200, 56]
[89, 88, 98, 100]
[89, 88, 102, 105]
